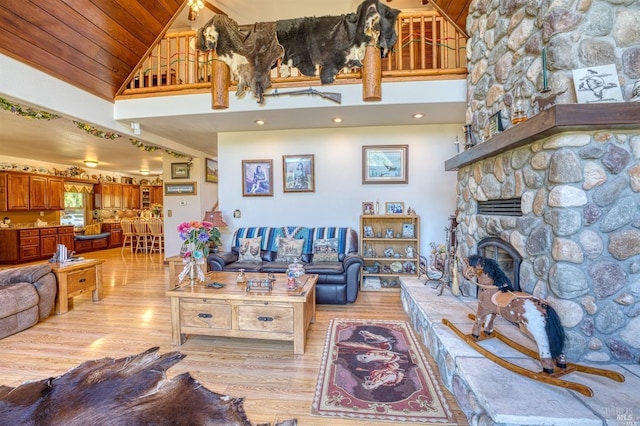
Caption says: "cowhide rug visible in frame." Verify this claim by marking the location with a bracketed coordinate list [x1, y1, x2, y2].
[0, 347, 296, 426]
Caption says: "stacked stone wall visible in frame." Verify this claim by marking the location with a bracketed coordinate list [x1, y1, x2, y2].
[466, 0, 640, 140]
[455, 130, 640, 363]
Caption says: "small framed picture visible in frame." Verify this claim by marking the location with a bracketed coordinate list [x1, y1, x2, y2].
[402, 223, 415, 238]
[283, 154, 314, 192]
[164, 182, 197, 196]
[362, 202, 374, 215]
[363, 225, 374, 237]
[205, 158, 218, 183]
[488, 111, 503, 138]
[171, 163, 190, 179]
[362, 145, 408, 184]
[385, 228, 394, 238]
[385, 202, 404, 215]
[242, 159, 273, 196]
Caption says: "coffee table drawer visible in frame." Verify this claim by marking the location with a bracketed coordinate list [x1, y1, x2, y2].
[180, 300, 231, 330]
[67, 268, 96, 295]
[238, 305, 293, 334]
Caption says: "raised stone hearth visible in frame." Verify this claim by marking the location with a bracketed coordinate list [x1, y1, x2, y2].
[401, 277, 640, 425]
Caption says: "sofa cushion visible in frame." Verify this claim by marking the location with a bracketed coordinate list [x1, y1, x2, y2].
[238, 237, 262, 262]
[0, 282, 39, 319]
[222, 262, 263, 272]
[310, 227, 358, 261]
[275, 238, 304, 263]
[303, 261, 344, 275]
[313, 238, 339, 262]
[0, 305, 38, 340]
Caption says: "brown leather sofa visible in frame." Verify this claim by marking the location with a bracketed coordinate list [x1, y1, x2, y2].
[0, 264, 57, 339]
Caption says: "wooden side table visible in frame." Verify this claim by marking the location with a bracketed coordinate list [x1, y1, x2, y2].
[51, 258, 105, 314]
[166, 255, 207, 288]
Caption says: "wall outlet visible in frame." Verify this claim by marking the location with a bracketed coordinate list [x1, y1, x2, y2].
[179, 201, 187, 206]
[167, 209, 172, 217]
[233, 209, 241, 218]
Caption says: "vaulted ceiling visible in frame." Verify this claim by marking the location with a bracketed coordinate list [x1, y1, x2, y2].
[0, 0, 469, 102]
[0, 1, 469, 175]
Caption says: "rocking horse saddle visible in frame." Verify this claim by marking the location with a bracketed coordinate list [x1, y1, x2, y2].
[491, 291, 534, 307]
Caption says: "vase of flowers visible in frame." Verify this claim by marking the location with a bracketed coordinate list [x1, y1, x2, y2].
[151, 203, 162, 217]
[177, 220, 221, 286]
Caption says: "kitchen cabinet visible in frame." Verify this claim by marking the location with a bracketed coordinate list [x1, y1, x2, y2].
[29, 176, 65, 210]
[0, 172, 63, 211]
[95, 183, 123, 209]
[141, 185, 163, 208]
[122, 185, 140, 209]
[4, 173, 30, 211]
[0, 226, 76, 264]
[102, 222, 123, 248]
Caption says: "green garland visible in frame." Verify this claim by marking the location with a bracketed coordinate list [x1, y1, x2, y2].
[74, 121, 121, 139]
[129, 138, 189, 158]
[0, 97, 60, 120]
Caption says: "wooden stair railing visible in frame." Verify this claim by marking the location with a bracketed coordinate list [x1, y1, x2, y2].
[117, 10, 467, 99]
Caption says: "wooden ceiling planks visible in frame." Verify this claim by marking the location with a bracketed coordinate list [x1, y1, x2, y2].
[0, 0, 183, 101]
[0, 0, 467, 102]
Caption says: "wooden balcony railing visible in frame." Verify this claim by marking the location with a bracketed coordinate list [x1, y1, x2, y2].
[117, 10, 467, 98]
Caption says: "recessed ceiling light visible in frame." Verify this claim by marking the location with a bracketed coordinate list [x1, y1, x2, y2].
[84, 160, 98, 168]
[412, 113, 424, 119]
[255, 119, 265, 125]
[332, 117, 343, 123]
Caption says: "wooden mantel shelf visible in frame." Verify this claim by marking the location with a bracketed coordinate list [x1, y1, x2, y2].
[445, 103, 640, 171]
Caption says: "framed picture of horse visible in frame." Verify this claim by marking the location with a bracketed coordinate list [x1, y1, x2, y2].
[242, 159, 273, 197]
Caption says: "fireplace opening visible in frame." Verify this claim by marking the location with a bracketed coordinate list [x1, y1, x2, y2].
[477, 237, 522, 293]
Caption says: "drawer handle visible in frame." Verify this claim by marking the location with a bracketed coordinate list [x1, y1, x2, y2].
[258, 316, 273, 322]
[79, 278, 86, 283]
[198, 313, 213, 319]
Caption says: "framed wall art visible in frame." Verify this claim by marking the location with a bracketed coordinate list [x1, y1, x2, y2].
[362, 201, 375, 215]
[242, 159, 273, 196]
[488, 111, 503, 138]
[205, 158, 218, 183]
[362, 145, 408, 184]
[165, 182, 197, 196]
[385, 202, 404, 215]
[283, 154, 314, 192]
[171, 162, 190, 179]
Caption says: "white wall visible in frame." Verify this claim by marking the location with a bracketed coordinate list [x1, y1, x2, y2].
[218, 124, 461, 258]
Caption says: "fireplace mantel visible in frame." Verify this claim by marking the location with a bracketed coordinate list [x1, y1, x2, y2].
[445, 103, 640, 171]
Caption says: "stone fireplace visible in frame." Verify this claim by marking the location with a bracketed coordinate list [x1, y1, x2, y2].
[447, 104, 640, 364]
[450, 0, 640, 365]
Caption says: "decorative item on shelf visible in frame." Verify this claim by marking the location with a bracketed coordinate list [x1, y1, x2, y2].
[541, 47, 550, 94]
[177, 221, 219, 286]
[533, 88, 567, 112]
[631, 80, 640, 102]
[463, 124, 477, 150]
[510, 84, 528, 124]
[384, 247, 394, 257]
[487, 111, 503, 138]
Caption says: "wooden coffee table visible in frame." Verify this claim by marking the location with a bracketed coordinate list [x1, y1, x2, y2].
[51, 258, 105, 314]
[166, 272, 317, 354]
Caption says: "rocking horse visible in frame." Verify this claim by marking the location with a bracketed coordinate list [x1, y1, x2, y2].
[463, 255, 566, 373]
[442, 255, 625, 397]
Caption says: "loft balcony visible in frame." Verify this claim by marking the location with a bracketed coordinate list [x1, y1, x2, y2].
[116, 10, 468, 100]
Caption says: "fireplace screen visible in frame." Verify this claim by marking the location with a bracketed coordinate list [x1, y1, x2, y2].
[478, 237, 522, 292]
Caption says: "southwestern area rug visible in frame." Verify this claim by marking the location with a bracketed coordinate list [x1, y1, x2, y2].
[311, 319, 455, 424]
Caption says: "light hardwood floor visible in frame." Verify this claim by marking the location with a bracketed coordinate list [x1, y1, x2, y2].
[0, 249, 468, 425]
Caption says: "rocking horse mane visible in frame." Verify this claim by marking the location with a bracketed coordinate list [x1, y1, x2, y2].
[467, 255, 515, 291]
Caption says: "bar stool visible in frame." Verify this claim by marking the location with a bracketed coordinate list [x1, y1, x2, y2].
[133, 220, 151, 253]
[120, 219, 136, 254]
[147, 218, 164, 254]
